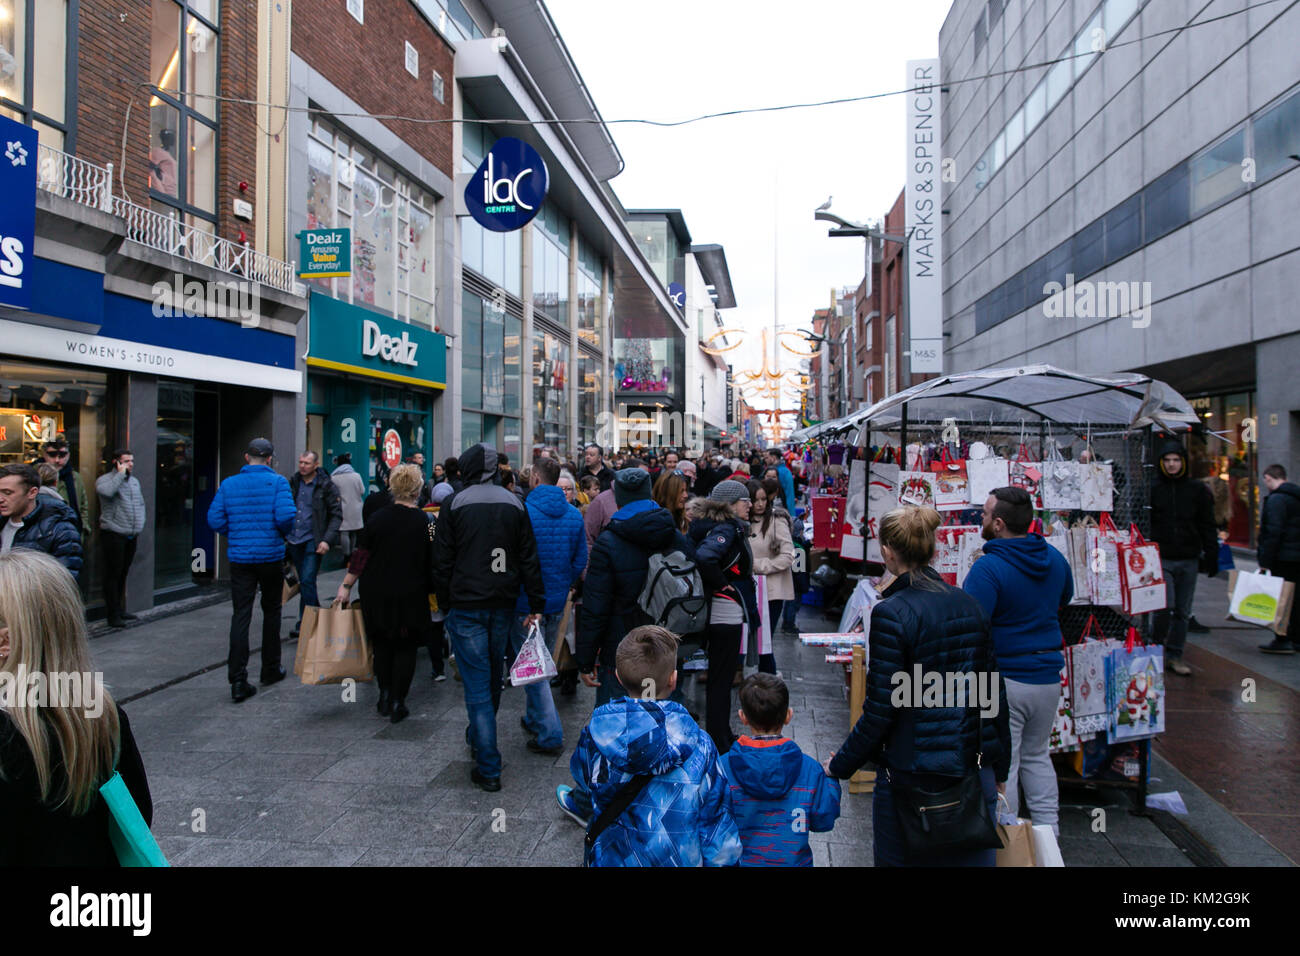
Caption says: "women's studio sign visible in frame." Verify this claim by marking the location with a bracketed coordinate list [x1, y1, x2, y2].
[464, 137, 549, 232]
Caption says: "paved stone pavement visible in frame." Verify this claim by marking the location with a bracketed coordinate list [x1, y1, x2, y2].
[89, 566, 1291, 866]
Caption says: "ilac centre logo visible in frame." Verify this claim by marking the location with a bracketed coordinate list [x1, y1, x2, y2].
[465, 137, 549, 233]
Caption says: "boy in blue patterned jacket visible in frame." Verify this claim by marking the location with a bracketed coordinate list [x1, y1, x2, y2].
[558, 626, 741, 867]
[719, 674, 841, 866]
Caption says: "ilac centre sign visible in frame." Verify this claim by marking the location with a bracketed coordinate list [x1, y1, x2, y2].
[464, 137, 549, 232]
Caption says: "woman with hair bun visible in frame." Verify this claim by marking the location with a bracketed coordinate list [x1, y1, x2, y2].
[825, 506, 1012, 867]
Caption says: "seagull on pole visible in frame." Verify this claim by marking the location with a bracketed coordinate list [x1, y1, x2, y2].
[815, 196, 833, 212]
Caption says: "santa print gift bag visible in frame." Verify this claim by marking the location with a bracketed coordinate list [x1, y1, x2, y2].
[931, 523, 980, 586]
[1107, 627, 1165, 742]
[840, 458, 868, 561]
[1117, 524, 1167, 615]
[898, 471, 938, 509]
[1008, 443, 1043, 509]
[1049, 658, 1086, 754]
[929, 446, 971, 511]
[1086, 513, 1126, 606]
[866, 462, 900, 563]
[1069, 615, 1111, 735]
[966, 458, 1010, 508]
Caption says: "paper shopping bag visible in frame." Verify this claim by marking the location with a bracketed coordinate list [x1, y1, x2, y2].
[931, 524, 978, 585]
[1030, 824, 1065, 867]
[300, 601, 373, 685]
[281, 558, 300, 607]
[510, 619, 558, 686]
[1117, 525, 1166, 615]
[1086, 513, 1125, 606]
[966, 458, 1009, 507]
[1227, 568, 1288, 628]
[552, 595, 577, 671]
[1009, 443, 1043, 509]
[1079, 461, 1114, 512]
[294, 605, 318, 676]
[840, 459, 868, 560]
[812, 495, 848, 551]
[1069, 617, 1110, 735]
[1067, 520, 1095, 605]
[996, 818, 1038, 867]
[928, 448, 970, 511]
[956, 530, 985, 587]
[897, 472, 938, 509]
[866, 464, 900, 562]
[1040, 461, 1083, 511]
[1048, 663, 1082, 754]
[1107, 630, 1164, 742]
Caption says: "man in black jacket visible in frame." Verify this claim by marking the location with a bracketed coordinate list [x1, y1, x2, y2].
[286, 451, 343, 638]
[580, 443, 616, 494]
[0, 463, 83, 580]
[432, 443, 545, 792]
[1150, 438, 1217, 675]
[1258, 463, 1300, 653]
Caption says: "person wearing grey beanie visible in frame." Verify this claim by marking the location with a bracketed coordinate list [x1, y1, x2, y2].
[687, 478, 758, 753]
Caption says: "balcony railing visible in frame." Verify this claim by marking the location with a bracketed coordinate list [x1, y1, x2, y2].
[36, 143, 305, 297]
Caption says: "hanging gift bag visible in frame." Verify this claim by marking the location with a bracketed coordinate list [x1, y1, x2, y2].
[1107, 627, 1165, 742]
[1008, 442, 1043, 509]
[1048, 660, 1083, 754]
[1086, 513, 1125, 606]
[966, 457, 1009, 508]
[928, 446, 970, 511]
[812, 495, 848, 550]
[1039, 440, 1082, 511]
[1117, 524, 1167, 615]
[957, 530, 985, 587]
[931, 523, 979, 586]
[1079, 460, 1115, 512]
[1069, 616, 1111, 735]
[840, 458, 868, 561]
[866, 463, 900, 563]
[897, 471, 938, 508]
[509, 619, 558, 687]
[1067, 519, 1095, 605]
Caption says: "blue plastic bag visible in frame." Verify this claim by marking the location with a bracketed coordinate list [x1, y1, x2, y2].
[1217, 541, 1235, 572]
[100, 771, 168, 867]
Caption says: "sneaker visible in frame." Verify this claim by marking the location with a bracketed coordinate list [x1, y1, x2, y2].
[527, 738, 563, 756]
[682, 650, 709, 672]
[1166, 658, 1192, 676]
[555, 785, 590, 828]
[470, 768, 501, 793]
[433, 672, 447, 683]
[1186, 616, 1211, 634]
[1259, 638, 1297, 655]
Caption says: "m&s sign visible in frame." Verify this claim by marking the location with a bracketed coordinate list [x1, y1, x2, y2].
[0, 115, 38, 311]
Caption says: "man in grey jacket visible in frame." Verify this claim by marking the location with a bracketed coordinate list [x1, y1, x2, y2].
[331, 453, 366, 561]
[95, 449, 147, 628]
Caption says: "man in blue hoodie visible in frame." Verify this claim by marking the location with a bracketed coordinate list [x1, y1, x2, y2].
[963, 486, 1072, 836]
[512, 457, 587, 755]
[207, 438, 296, 703]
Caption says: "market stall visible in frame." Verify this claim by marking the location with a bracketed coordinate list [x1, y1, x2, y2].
[805, 365, 1200, 811]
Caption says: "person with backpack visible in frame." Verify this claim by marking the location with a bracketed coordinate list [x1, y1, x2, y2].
[688, 480, 761, 753]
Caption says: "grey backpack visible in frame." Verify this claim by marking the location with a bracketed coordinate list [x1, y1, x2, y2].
[638, 550, 708, 637]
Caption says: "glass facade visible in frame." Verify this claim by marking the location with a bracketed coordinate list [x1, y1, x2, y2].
[461, 292, 522, 459]
[614, 336, 674, 394]
[532, 204, 570, 325]
[0, 0, 70, 150]
[533, 329, 570, 456]
[306, 118, 438, 326]
[576, 235, 601, 348]
[577, 353, 600, 450]
[460, 103, 522, 298]
[1186, 393, 1258, 549]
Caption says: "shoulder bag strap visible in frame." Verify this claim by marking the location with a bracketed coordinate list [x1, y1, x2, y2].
[584, 699, 660, 856]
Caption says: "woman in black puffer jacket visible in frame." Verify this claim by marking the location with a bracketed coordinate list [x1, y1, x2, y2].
[687, 480, 760, 754]
[827, 506, 1011, 867]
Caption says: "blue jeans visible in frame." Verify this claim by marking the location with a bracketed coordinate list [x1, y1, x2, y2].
[510, 613, 564, 749]
[873, 765, 998, 867]
[285, 541, 320, 627]
[447, 607, 514, 779]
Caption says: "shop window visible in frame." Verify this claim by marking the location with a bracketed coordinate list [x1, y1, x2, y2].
[1252, 89, 1300, 183]
[533, 329, 570, 457]
[148, 0, 219, 224]
[1142, 162, 1190, 243]
[0, 0, 71, 150]
[1190, 127, 1246, 213]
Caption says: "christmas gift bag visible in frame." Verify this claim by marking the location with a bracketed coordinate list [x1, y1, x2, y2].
[840, 458, 868, 561]
[1086, 513, 1125, 606]
[866, 463, 900, 563]
[898, 471, 938, 509]
[929, 447, 970, 512]
[1117, 524, 1167, 615]
[1008, 443, 1043, 509]
[1039, 440, 1082, 511]
[1079, 460, 1115, 512]
[956, 530, 985, 587]
[966, 458, 1009, 508]
[1048, 661, 1083, 754]
[1107, 627, 1165, 742]
[1069, 616, 1111, 735]
[1067, 519, 1096, 605]
[812, 495, 848, 551]
[931, 523, 979, 585]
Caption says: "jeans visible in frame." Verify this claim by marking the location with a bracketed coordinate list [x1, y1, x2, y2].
[1153, 557, 1199, 661]
[447, 607, 514, 779]
[873, 766, 998, 867]
[1004, 678, 1061, 833]
[285, 541, 321, 628]
[100, 530, 138, 623]
[510, 613, 564, 749]
[227, 561, 283, 684]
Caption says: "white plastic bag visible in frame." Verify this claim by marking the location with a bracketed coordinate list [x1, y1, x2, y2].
[1030, 824, 1065, 867]
[1228, 568, 1287, 627]
[509, 620, 558, 687]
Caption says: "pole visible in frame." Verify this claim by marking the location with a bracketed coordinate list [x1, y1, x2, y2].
[901, 236, 912, 389]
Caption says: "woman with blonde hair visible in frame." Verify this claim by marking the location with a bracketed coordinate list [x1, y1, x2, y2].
[0, 549, 152, 864]
[653, 470, 691, 533]
[336, 463, 434, 723]
[826, 506, 1011, 867]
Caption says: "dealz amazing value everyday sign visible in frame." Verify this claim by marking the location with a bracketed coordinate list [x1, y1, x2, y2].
[298, 228, 351, 278]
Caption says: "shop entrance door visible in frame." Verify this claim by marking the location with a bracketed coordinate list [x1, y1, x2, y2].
[155, 382, 219, 590]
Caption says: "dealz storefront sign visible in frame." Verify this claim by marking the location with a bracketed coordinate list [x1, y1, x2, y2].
[298, 228, 351, 278]
[464, 137, 549, 232]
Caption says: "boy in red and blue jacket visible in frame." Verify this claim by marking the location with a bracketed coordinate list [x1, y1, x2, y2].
[719, 674, 841, 866]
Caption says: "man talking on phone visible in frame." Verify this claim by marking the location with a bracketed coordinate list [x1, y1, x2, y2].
[96, 448, 147, 628]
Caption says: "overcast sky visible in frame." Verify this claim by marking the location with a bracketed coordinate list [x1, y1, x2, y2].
[546, 0, 954, 422]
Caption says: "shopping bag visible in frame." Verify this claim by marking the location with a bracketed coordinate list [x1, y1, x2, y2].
[1086, 513, 1125, 606]
[897, 471, 938, 509]
[1217, 540, 1235, 573]
[956, 530, 985, 587]
[101, 770, 169, 867]
[866, 464, 900, 562]
[1227, 568, 1289, 628]
[928, 447, 970, 511]
[294, 604, 318, 676]
[1107, 628, 1164, 742]
[966, 458, 1009, 507]
[1048, 662, 1082, 754]
[1039, 442, 1082, 511]
[300, 601, 373, 685]
[1030, 824, 1065, 867]
[552, 595, 577, 671]
[1117, 524, 1167, 615]
[281, 558, 300, 607]
[1079, 461, 1114, 512]
[931, 524, 978, 585]
[840, 459, 868, 560]
[510, 619, 558, 687]
[1008, 443, 1042, 509]
[1069, 617, 1110, 735]
[812, 495, 848, 550]
[1067, 519, 1095, 605]
[995, 795, 1038, 867]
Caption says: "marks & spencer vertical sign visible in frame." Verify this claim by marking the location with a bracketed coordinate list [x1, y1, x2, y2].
[464, 137, 549, 232]
[0, 115, 38, 311]
[298, 228, 351, 278]
[905, 59, 943, 375]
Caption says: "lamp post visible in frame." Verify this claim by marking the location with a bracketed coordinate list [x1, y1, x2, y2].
[814, 207, 915, 389]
